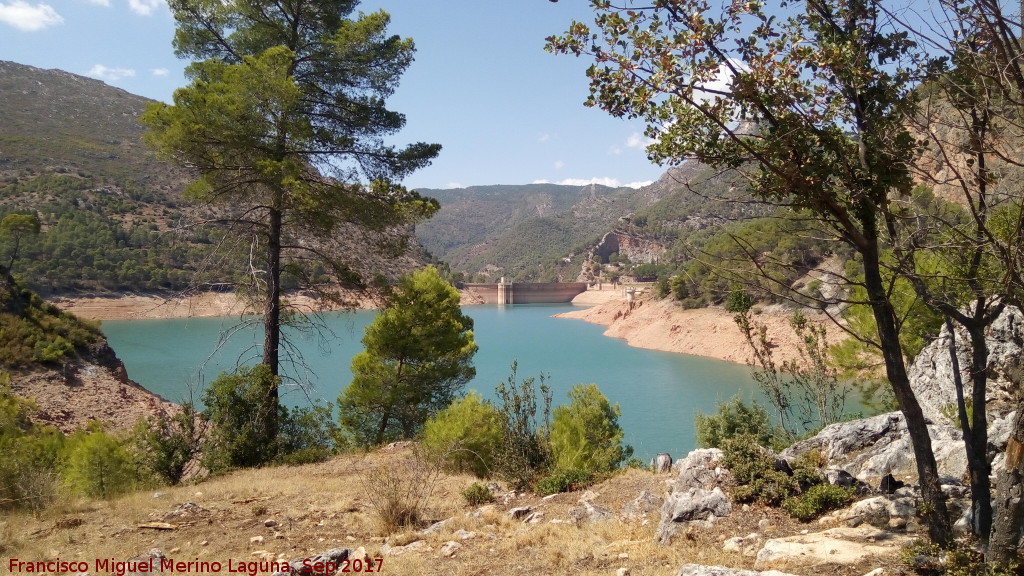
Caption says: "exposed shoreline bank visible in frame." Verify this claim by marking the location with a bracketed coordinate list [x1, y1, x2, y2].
[555, 287, 837, 366]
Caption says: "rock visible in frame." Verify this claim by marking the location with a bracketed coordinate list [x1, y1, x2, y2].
[670, 449, 731, 492]
[273, 531, 284, 540]
[508, 507, 531, 520]
[264, 519, 278, 527]
[621, 490, 663, 520]
[839, 495, 917, 528]
[754, 526, 914, 570]
[440, 541, 462, 558]
[908, 306, 1023, 425]
[453, 529, 476, 540]
[163, 502, 206, 520]
[780, 411, 968, 484]
[722, 533, 761, 557]
[579, 490, 599, 502]
[524, 511, 545, 523]
[657, 487, 731, 543]
[419, 518, 450, 534]
[249, 536, 264, 545]
[568, 501, 614, 523]
[271, 547, 350, 575]
[676, 564, 800, 576]
[380, 540, 429, 556]
[617, 568, 630, 576]
[888, 517, 908, 531]
[654, 453, 673, 474]
[757, 519, 772, 531]
[862, 569, 884, 576]
[822, 468, 869, 494]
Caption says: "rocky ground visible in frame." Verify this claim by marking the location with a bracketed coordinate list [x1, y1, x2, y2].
[1, 443, 919, 576]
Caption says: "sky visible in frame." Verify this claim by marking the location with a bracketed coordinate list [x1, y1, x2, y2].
[0, 0, 667, 190]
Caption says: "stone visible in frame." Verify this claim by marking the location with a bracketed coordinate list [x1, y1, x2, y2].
[676, 564, 799, 576]
[249, 536, 264, 545]
[657, 487, 731, 543]
[380, 540, 429, 556]
[579, 490, 599, 502]
[861, 569, 884, 576]
[654, 453, 673, 474]
[270, 547, 350, 576]
[621, 490, 663, 520]
[264, 519, 277, 527]
[670, 449, 731, 492]
[419, 518, 450, 534]
[440, 541, 462, 558]
[568, 501, 614, 523]
[888, 517, 908, 531]
[524, 511, 545, 523]
[453, 529, 476, 540]
[508, 507, 531, 520]
[722, 533, 761, 557]
[754, 526, 914, 570]
[617, 568, 630, 576]
[839, 495, 917, 528]
[879, 474, 904, 494]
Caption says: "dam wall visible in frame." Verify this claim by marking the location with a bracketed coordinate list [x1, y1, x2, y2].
[462, 282, 587, 305]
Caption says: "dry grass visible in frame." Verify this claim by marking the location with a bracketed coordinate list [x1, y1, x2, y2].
[1, 446, 891, 576]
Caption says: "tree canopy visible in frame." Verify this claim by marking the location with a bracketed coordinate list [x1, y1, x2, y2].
[338, 266, 477, 446]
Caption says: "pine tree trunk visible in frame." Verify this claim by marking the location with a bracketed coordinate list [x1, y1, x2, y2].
[262, 203, 283, 446]
[988, 405, 1024, 566]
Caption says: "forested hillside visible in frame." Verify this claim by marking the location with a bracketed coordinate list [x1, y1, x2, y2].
[0, 61, 427, 295]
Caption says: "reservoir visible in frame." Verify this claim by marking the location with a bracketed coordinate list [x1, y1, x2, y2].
[102, 303, 763, 461]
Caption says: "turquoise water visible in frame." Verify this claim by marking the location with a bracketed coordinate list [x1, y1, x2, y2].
[102, 304, 763, 461]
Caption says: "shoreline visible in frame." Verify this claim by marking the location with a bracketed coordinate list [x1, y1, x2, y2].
[555, 287, 838, 366]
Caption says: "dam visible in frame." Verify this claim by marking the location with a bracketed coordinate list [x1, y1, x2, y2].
[462, 280, 587, 304]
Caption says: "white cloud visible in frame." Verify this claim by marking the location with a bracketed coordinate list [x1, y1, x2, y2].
[87, 64, 136, 82]
[85, 0, 111, 6]
[553, 160, 565, 170]
[128, 0, 163, 15]
[536, 177, 654, 190]
[444, 182, 463, 189]
[0, 1, 63, 31]
[626, 132, 654, 149]
[150, 67, 169, 76]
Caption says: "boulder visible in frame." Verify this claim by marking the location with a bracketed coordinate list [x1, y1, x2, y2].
[908, 306, 1023, 425]
[838, 495, 917, 529]
[670, 449, 731, 492]
[568, 501, 615, 523]
[780, 412, 968, 484]
[271, 548, 350, 576]
[676, 564, 799, 576]
[621, 490, 664, 520]
[722, 532, 762, 557]
[657, 487, 731, 543]
[754, 526, 914, 571]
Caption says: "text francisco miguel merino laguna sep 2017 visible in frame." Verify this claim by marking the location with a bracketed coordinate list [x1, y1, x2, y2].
[7, 556, 383, 575]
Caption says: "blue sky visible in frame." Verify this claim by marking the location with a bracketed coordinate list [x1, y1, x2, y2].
[0, 0, 666, 190]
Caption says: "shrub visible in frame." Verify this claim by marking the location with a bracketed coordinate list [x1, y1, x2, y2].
[535, 468, 592, 495]
[135, 403, 205, 485]
[694, 395, 780, 449]
[422, 391, 502, 478]
[462, 482, 494, 506]
[63, 428, 140, 499]
[493, 363, 553, 490]
[783, 483, 855, 521]
[359, 450, 442, 534]
[277, 402, 340, 465]
[550, 383, 632, 474]
[721, 434, 795, 506]
[724, 288, 754, 312]
[201, 365, 279, 471]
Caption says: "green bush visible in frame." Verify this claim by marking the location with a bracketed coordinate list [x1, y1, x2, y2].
[694, 395, 780, 449]
[134, 403, 204, 485]
[724, 289, 753, 312]
[277, 402, 340, 465]
[550, 383, 632, 474]
[462, 481, 494, 506]
[201, 365, 279, 471]
[535, 468, 593, 495]
[721, 434, 796, 506]
[63, 428, 141, 499]
[493, 363, 553, 490]
[783, 483, 855, 521]
[422, 391, 502, 478]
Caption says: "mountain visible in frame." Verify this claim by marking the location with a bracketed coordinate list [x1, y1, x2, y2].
[414, 181, 678, 282]
[0, 61, 427, 294]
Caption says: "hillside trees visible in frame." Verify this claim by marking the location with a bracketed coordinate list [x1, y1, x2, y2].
[338, 266, 477, 446]
[142, 0, 441, 437]
[548, 0, 954, 543]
